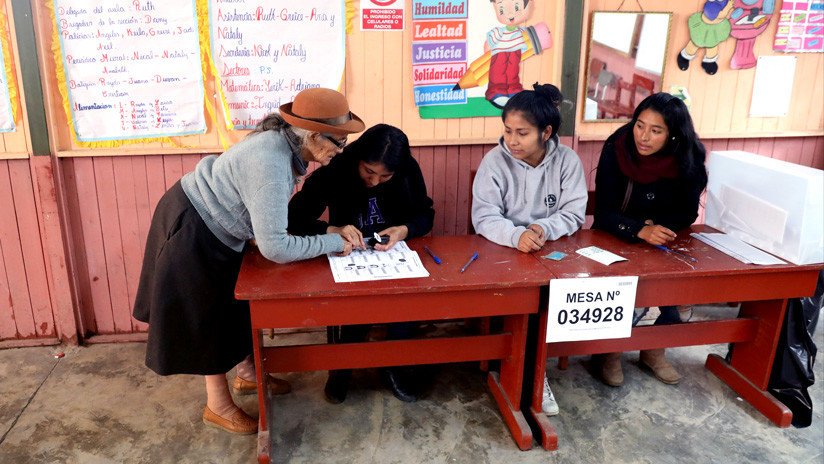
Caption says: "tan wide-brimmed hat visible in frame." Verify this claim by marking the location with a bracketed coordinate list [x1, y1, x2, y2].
[279, 88, 365, 135]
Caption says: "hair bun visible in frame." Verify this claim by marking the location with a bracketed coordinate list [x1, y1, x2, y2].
[532, 83, 563, 109]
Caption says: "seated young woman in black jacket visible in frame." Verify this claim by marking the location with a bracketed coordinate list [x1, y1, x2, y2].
[288, 123, 435, 403]
[593, 93, 708, 387]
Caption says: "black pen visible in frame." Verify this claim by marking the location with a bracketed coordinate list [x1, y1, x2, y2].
[459, 252, 479, 273]
[423, 245, 442, 264]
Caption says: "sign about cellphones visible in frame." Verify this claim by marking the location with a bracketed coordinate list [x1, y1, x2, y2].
[546, 276, 638, 343]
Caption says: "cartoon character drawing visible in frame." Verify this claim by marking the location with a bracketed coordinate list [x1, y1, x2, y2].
[485, 0, 535, 108]
[677, 0, 735, 75]
[727, 0, 776, 69]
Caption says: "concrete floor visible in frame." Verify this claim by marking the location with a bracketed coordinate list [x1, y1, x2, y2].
[1, 309, 822, 464]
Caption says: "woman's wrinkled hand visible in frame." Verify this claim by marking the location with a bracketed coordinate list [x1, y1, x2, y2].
[328, 225, 365, 250]
[373, 226, 408, 251]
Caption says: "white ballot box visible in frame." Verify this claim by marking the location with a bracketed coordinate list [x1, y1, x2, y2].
[705, 150, 823, 265]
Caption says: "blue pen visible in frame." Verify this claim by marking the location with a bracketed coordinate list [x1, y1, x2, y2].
[654, 245, 697, 262]
[460, 252, 479, 273]
[423, 245, 442, 264]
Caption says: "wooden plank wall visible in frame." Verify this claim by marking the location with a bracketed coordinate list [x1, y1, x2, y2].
[43, 135, 819, 339]
[0, 1, 79, 347]
[60, 154, 203, 338]
[0, 159, 56, 344]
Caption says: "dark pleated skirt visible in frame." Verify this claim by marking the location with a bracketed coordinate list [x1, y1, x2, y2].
[133, 181, 251, 376]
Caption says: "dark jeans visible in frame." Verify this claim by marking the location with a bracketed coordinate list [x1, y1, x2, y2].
[329, 322, 415, 344]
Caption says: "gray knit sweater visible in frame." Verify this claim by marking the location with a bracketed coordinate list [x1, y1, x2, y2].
[181, 129, 344, 263]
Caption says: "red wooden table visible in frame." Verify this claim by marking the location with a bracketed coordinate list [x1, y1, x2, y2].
[235, 235, 553, 463]
[526, 226, 822, 450]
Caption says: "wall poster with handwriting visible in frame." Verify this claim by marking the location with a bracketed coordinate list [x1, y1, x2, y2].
[52, 0, 205, 142]
[209, 0, 346, 129]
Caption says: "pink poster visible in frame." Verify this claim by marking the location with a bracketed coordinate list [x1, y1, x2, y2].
[774, 1, 824, 53]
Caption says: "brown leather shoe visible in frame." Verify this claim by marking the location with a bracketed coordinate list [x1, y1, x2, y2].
[202, 406, 257, 435]
[232, 375, 292, 396]
[639, 349, 681, 384]
[601, 352, 624, 387]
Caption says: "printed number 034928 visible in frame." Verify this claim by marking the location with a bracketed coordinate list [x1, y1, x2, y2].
[557, 306, 624, 325]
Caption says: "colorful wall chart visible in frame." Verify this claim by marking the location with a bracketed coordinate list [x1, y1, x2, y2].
[774, 1, 824, 53]
[209, 0, 346, 129]
[52, 0, 205, 142]
[411, 1, 469, 113]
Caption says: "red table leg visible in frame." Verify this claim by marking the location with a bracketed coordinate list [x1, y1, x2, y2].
[705, 299, 793, 427]
[252, 325, 271, 464]
[527, 305, 558, 450]
[705, 354, 792, 427]
[487, 314, 533, 450]
[256, 429, 270, 464]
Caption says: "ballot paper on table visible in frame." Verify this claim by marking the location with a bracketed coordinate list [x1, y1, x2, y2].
[327, 240, 430, 283]
[576, 246, 628, 265]
[691, 232, 786, 265]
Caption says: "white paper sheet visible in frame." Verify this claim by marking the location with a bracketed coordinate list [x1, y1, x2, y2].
[327, 241, 430, 283]
[576, 246, 627, 265]
[547, 276, 638, 342]
[750, 55, 796, 117]
[54, 0, 205, 141]
[691, 232, 786, 265]
[209, 0, 346, 128]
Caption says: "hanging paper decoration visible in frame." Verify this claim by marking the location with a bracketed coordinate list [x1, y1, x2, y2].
[774, 1, 824, 53]
[677, 0, 735, 75]
[208, 0, 347, 129]
[51, 0, 206, 143]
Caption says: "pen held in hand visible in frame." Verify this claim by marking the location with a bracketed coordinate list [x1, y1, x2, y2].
[460, 252, 479, 273]
[654, 244, 697, 262]
[423, 245, 442, 264]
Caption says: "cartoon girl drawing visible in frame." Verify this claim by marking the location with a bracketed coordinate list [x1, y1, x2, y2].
[677, 0, 735, 75]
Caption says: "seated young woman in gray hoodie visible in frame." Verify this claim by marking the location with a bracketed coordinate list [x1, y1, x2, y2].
[471, 83, 588, 416]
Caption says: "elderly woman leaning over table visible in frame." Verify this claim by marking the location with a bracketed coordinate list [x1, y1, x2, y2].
[132, 88, 364, 435]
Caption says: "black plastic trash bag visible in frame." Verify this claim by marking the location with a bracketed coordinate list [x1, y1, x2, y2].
[768, 270, 823, 428]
